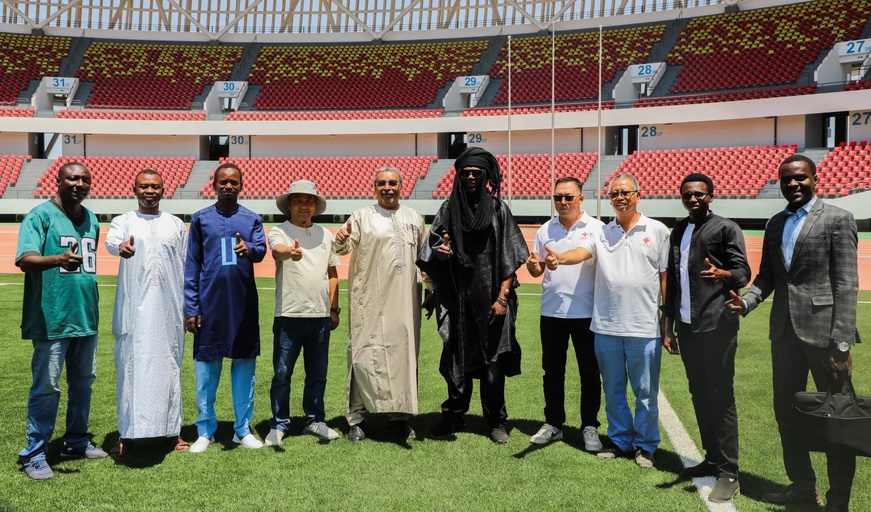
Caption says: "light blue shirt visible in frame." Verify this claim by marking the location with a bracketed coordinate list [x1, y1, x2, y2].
[781, 196, 816, 271]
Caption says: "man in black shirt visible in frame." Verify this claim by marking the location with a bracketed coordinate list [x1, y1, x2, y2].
[662, 173, 750, 503]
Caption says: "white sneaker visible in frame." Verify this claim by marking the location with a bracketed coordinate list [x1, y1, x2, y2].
[303, 421, 341, 441]
[583, 426, 603, 452]
[264, 429, 284, 447]
[189, 436, 214, 454]
[530, 423, 563, 444]
[232, 433, 264, 449]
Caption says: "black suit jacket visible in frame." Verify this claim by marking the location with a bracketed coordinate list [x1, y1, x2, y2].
[664, 212, 750, 334]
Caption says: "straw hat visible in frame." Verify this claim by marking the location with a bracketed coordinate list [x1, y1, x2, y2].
[276, 180, 327, 218]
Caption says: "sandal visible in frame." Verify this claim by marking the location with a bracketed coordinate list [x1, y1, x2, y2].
[109, 439, 133, 459]
[167, 436, 190, 452]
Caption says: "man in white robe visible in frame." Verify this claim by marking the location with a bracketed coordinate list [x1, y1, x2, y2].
[105, 169, 188, 457]
[333, 166, 425, 442]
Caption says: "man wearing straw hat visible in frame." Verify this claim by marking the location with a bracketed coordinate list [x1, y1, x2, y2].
[265, 180, 341, 446]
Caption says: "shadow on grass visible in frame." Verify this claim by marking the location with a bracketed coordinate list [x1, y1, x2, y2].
[413, 412, 521, 444]
[253, 415, 425, 449]
[252, 417, 351, 450]
[91, 429, 198, 469]
[504, 419, 612, 459]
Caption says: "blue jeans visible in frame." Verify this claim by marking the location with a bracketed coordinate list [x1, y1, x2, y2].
[269, 317, 331, 431]
[194, 358, 256, 439]
[594, 334, 661, 454]
[19, 335, 98, 463]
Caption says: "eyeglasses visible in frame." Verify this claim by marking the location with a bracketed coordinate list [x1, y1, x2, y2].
[460, 168, 484, 178]
[681, 191, 710, 201]
[552, 194, 577, 202]
[609, 190, 637, 199]
[375, 180, 400, 187]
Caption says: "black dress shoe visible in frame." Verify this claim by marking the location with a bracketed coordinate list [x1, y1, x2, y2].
[762, 485, 821, 505]
[348, 422, 367, 443]
[430, 415, 465, 439]
[680, 461, 718, 479]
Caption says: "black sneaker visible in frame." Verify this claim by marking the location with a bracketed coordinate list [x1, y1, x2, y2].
[60, 442, 108, 459]
[389, 420, 416, 440]
[348, 422, 367, 443]
[680, 460, 718, 479]
[430, 415, 465, 439]
[762, 484, 820, 505]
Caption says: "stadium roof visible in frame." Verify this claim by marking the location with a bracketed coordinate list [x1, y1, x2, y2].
[0, 0, 729, 40]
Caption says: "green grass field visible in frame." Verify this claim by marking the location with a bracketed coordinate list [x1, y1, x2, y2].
[0, 275, 868, 511]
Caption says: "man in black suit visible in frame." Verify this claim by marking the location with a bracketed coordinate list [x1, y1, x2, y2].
[727, 154, 858, 512]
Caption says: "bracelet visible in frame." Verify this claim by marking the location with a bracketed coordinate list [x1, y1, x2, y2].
[496, 297, 509, 307]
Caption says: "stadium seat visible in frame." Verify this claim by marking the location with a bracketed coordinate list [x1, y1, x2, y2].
[200, 156, 436, 199]
[35, 156, 195, 199]
[432, 152, 598, 199]
[602, 146, 797, 199]
[77, 42, 242, 109]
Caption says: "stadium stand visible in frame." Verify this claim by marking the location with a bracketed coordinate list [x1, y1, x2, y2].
[248, 41, 488, 110]
[0, 34, 70, 105]
[432, 152, 598, 199]
[666, 0, 871, 94]
[634, 85, 816, 107]
[0, 107, 35, 117]
[0, 154, 30, 197]
[56, 110, 206, 121]
[0, 33, 70, 105]
[35, 156, 195, 199]
[76, 42, 242, 109]
[815, 142, 871, 197]
[486, 26, 665, 104]
[461, 102, 612, 116]
[606, 146, 797, 199]
[225, 109, 443, 121]
[201, 156, 435, 199]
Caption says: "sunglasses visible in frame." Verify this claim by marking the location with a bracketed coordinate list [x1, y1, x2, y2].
[460, 168, 484, 178]
[375, 180, 400, 187]
[681, 191, 709, 201]
[552, 194, 577, 202]
[609, 190, 637, 199]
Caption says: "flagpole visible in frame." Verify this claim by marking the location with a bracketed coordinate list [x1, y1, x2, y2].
[507, 35, 512, 208]
[596, 25, 603, 220]
[550, 20, 556, 218]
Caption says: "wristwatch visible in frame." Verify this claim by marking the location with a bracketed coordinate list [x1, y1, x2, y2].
[836, 341, 850, 352]
[330, 307, 341, 314]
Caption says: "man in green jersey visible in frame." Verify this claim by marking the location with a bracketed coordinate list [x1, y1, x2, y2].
[16, 162, 107, 481]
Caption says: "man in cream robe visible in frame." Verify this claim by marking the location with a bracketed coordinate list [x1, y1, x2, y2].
[334, 166, 425, 442]
[105, 170, 188, 456]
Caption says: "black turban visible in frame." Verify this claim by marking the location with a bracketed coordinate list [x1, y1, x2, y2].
[449, 146, 502, 268]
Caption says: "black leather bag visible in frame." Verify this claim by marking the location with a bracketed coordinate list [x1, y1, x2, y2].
[792, 378, 871, 458]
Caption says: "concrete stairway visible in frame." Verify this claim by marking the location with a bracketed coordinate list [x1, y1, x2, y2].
[175, 160, 219, 199]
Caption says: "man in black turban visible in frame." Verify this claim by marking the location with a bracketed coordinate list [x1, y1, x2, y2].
[417, 147, 529, 444]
